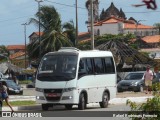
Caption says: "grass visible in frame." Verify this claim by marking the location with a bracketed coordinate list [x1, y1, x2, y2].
[18, 80, 32, 84]
[2, 100, 36, 106]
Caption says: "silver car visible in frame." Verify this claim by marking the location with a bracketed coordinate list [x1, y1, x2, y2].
[117, 71, 159, 92]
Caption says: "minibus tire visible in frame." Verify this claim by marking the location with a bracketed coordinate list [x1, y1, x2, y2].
[99, 92, 109, 108]
[42, 104, 49, 111]
[65, 104, 73, 110]
[78, 93, 86, 110]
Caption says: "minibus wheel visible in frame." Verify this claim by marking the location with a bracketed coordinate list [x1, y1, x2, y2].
[78, 93, 86, 110]
[65, 104, 73, 110]
[42, 104, 50, 111]
[99, 92, 109, 108]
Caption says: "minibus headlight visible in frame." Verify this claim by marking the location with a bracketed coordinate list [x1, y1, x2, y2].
[35, 88, 43, 92]
[63, 87, 76, 92]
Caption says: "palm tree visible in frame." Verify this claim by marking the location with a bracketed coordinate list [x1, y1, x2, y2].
[63, 20, 76, 46]
[28, 5, 72, 59]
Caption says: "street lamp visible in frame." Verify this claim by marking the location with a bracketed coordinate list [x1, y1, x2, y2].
[21, 22, 29, 69]
[35, 0, 43, 59]
[75, 0, 78, 46]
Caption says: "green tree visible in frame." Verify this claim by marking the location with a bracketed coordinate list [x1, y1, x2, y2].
[127, 83, 160, 120]
[0, 45, 9, 55]
[28, 5, 72, 60]
[0, 45, 9, 62]
[63, 20, 76, 46]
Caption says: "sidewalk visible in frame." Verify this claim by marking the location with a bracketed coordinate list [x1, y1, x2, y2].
[2, 93, 154, 111]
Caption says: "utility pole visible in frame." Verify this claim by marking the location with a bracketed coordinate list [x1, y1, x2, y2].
[35, 0, 43, 59]
[90, 0, 94, 50]
[75, 0, 78, 47]
[22, 22, 28, 69]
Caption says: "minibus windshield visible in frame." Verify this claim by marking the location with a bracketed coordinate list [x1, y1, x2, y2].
[37, 54, 78, 81]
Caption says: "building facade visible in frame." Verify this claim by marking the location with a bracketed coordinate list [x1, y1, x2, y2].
[88, 16, 157, 36]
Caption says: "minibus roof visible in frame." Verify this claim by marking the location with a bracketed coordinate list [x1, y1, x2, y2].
[45, 47, 113, 57]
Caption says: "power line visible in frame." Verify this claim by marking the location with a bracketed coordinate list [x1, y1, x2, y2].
[0, 15, 34, 23]
[0, 0, 159, 25]
[44, 0, 86, 10]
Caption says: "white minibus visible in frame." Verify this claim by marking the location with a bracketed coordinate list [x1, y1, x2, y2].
[35, 47, 117, 110]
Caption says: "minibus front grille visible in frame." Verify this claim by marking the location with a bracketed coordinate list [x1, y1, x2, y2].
[44, 89, 62, 101]
[44, 89, 62, 93]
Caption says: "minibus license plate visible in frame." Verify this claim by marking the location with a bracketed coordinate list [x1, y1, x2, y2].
[47, 93, 58, 97]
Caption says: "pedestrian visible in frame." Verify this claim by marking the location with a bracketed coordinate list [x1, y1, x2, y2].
[144, 65, 153, 94]
[0, 82, 14, 112]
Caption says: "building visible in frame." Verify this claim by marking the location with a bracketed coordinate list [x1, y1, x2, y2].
[87, 2, 157, 36]
[28, 32, 44, 44]
[7, 45, 25, 54]
[6, 45, 28, 68]
[99, 2, 126, 20]
[79, 2, 158, 42]
[88, 16, 157, 36]
[9, 51, 28, 68]
[140, 35, 160, 48]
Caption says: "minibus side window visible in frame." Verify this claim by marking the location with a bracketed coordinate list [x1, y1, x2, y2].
[78, 58, 93, 78]
[86, 58, 93, 74]
[104, 57, 115, 73]
[94, 58, 104, 74]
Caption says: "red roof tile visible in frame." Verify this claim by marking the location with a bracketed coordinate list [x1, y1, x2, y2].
[124, 23, 154, 29]
[78, 32, 90, 37]
[142, 35, 160, 43]
[92, 16, 124, 26]
[89, 16, 154, 30]
[34, 32, 44, 36]
[7, 45, 25, 50]
[29, 32, 44, 37]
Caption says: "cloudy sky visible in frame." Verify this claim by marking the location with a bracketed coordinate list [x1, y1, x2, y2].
[0, 0, 160, 45]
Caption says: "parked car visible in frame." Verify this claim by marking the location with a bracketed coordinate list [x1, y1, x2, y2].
[0, 79, 23, 95]
[117, 71, 159, 92]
